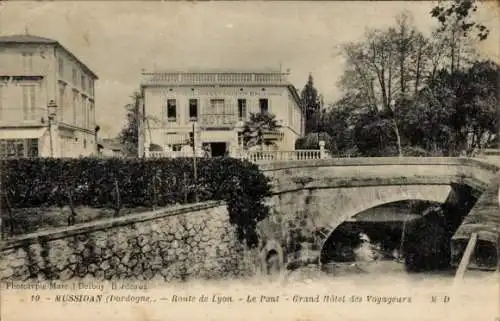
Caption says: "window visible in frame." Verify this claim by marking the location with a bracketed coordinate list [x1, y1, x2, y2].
[88, 79, 93, 96]
[259, 98, 269, 114]
[58, 57, 64, 76]
[72, 90, 78, 124]
[83, 139, 87, 149]
[21, 53, 33, 73]
[209, 99, 225, 114]
[58, 83, 66, 122]
[167, 99, 176, 122]
[0, 85, 3, 119]
[21, 85, 37, 120]
[81, 75, 86, 91]
[89, 101, 95, 128]
[81, 95, 87, 128]
[189, 99, 198, 120]
[72, 68, 77, 84]
[0, 139, 38, 158]
[238, 99, 247, 120]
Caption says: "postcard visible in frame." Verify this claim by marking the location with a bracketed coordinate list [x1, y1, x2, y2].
[0, 1, 499, 320]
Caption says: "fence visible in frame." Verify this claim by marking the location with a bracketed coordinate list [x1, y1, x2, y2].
[147, 141, 330, 164]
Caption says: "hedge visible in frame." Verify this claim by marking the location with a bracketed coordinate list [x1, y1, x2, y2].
[0, 157, 272, 248]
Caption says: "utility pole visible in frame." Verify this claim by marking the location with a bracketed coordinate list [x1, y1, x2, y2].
[192, 122, 198, 203]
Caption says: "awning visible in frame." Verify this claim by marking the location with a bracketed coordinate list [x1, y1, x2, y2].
[199, 131, 234, 143]
[59, 128, 76, 139]
[0, 127, 47, 140]
[164, 133, 189, 145]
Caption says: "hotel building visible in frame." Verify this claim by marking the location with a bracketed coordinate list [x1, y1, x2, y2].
[139, 69, 304, 157]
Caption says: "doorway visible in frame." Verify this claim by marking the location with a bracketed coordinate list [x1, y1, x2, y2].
[210, 142, 227, 157]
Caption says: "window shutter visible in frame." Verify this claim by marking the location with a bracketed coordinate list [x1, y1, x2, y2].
[29, 86, 36, 114]
[22, 86, 28, 120]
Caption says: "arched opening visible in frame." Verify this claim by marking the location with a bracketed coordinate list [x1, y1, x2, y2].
[265, 250, 280, 275]
[259, 239, 284, 276]
[319, 194, 479, 275]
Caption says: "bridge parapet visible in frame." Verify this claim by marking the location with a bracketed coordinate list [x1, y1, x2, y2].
[259, 157, 499, 195]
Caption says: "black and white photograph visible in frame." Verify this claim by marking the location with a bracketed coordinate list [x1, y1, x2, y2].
[0, 1, 498, 320]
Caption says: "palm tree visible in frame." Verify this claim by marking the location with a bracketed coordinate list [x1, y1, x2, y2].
[241, 112, 281, 150]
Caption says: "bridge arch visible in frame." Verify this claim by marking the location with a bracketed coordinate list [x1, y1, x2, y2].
[259, 239, 284, 275]
[257, 157, 499, 268]
[313, 185, 451, 263]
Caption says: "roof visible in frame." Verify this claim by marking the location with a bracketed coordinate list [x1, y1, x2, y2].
[142, 67, 288, 74]
[0, 35, 57, 44]
[0, 34, 98, 79]
[99, 138, 124, 151]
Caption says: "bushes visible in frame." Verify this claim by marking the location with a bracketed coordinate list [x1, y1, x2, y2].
[403, 207, 452, 272]
[0, 157, 272, 248]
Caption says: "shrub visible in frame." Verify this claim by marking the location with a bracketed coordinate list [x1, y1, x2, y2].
[403, 207, 451, 272]
[0, 157, 272, 248]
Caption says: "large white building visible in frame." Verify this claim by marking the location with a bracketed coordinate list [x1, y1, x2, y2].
[0, 35, 98, 158]
[139, 69, 304, 157]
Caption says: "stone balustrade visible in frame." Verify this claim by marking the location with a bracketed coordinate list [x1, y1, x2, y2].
[141, 70, 289, 86]
[146, 141, 328, 164]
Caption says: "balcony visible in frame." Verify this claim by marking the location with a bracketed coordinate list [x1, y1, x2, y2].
[199, 113, 237, 129]
[0, 107, 46, 126]
[261, 130, 284, 141]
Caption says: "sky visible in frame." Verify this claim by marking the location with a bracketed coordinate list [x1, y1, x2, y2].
[0, 1, 498, 137]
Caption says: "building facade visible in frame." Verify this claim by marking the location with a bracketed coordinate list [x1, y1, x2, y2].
[97, 138, 125, 158]
[139, 69, 304, 157]
[0, 35, 98, 158]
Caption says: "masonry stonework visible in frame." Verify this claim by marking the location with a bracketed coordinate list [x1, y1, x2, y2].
[0, 202, 258, 281]
[255, 158, 500, 269]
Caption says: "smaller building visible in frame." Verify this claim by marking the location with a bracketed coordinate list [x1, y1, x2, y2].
[97, 138, 125, 158]
[0, 34, 98, 158]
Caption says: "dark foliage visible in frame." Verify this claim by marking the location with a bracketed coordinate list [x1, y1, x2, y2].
[403, 208, 452, 272]
[0, 157, 272, 248]
[300, 74, 322, 134]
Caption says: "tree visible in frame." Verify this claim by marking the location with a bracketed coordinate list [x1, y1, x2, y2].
[431, 0, 489, 74]
[300, 74, 321, 134]
[338, 15, 426, 156]
[119, 91, 142, 157]
[395, 60, 498, 156]
[295, 132, 334, 151]
[241, 112, 281, 150]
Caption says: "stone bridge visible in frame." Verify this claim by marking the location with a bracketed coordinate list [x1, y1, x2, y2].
[255, 157, 500, 272]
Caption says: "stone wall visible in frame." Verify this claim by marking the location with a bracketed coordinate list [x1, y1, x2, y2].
[0, 201, 258, 281]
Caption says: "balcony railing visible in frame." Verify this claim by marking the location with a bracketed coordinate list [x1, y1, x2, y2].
[239, 149, 324, 163]
[141, 71, 289, 86]
[261, 130, 284, 141]
[149, 150, 198, 158]
[0, 107, 46, 125]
